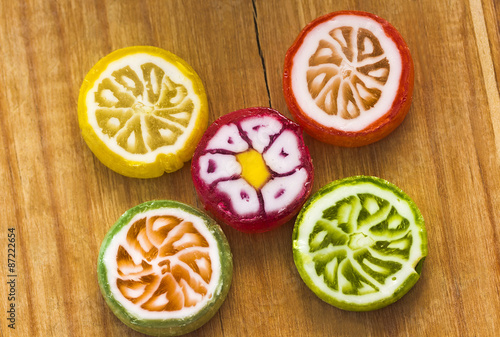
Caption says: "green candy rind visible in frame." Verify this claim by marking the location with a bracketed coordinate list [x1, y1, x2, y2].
[97, 200, 233, 336]
[292, 176, 427, 311]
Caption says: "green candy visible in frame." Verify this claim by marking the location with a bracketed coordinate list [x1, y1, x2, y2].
[97, 200, 233, 336]
[293, 176, 427, 311]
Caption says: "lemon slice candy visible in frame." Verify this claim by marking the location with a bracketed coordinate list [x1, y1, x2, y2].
[293, 176, 427, 311]
[78, 46, 208, 178]
[97, 200, 233, 336]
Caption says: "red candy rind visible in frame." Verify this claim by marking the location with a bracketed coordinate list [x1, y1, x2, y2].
[191, 107, 314, 233]
[283, 11, 414, 147]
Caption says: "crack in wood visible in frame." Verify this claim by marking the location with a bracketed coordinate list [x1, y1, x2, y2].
[252, 0, 272, 108]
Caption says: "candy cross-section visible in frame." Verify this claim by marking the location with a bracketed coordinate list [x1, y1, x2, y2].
[283, 11, 414, 147]
[191, 107, 314, 233]
[79, 46, 208, 178]
[97, 200, 232, 336]
[293, 176, 427, 311]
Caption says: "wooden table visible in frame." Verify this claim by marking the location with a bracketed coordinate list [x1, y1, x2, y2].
[1, 0, 499, 336]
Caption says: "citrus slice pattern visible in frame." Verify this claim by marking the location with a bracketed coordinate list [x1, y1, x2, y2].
[98, 201, 232, 336]
[191, 107, 314, 233]
[293, 176, 427, 311]
[283, 11, 414, 147]
[79, 46, 208, 178]
[306, 25, 392, 119]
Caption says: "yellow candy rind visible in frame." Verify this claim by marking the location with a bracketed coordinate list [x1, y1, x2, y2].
[78, 46, 208, 178]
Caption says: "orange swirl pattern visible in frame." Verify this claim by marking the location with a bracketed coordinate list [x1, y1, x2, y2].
[115, 215, 213, 312]
[307, 27, 390, 119]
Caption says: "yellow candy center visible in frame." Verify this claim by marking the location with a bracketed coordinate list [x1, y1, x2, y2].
[235, 149, 270, 189]
[131, 101, 154, 114]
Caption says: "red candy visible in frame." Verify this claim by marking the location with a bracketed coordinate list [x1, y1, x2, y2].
[191, 107, 314, 233]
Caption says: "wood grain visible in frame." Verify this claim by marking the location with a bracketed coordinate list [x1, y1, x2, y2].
[0, 0, 499, 336]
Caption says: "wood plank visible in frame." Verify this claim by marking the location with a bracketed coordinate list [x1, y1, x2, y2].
[0, 0, 498, 336]
[256, 2, 500, 335]
[481, 0, 500, 90]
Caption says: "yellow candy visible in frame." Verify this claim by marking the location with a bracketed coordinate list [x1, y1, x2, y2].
[78, 46, 208, 178]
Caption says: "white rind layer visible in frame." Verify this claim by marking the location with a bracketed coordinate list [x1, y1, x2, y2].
[103, 208, 222, 320]
[291, 15, 402, 132]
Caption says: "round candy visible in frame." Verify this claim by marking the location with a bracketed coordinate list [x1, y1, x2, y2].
[293, 176, 427, 311]
[283, 11, 414, 147]
[97, 200, 232, 336]
[78, 46, 208, 178]
[191, 107, 314, 233]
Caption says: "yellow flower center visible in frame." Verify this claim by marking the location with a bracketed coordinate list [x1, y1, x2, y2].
[235, 149, 270, 189]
